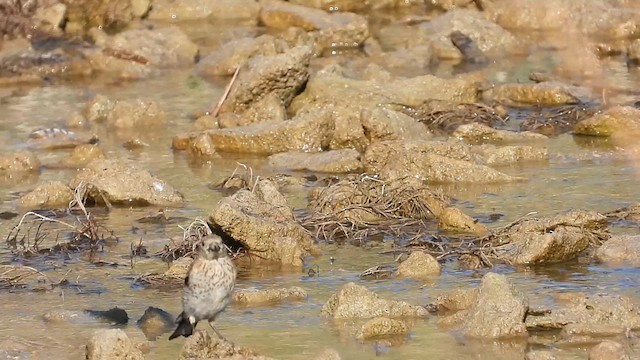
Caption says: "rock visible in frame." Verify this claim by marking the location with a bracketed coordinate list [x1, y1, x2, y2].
[64, 0, 150, 32]
[453, 123, 548, 143]
[179, 330, 272, 360]
[135, 257, 193, 288]
[0, 47, 92, 84]
[164, 257, 193, 279]
[0, 150, 40, 173]
[485, 0, 640, 39]
[69, 158, 184, 206]
[56, 144, 105, 168]
[85, 307, 129, 325]
[194, 115, 219, 130]
[267, 149, 361, 173]
[430, 288, 479, 313]
[149, 0, 259, 21]
[361, 107, 432, 142]
[188, 134, 219, 159]
[356, 317, 409, 339]
[325, 103, 368, 151]
[136, 306, 174, 341]
[18, 181, 73, 209]
[290, 65, 479, 114]
[33, 3, 67, 32]
[574, 106, 640, 137]
[219, 46, 312, 114]
[362, 140, 522, 183]
[218, 93, 287, 128]
[207, 107, 334, 154]
[412, 9, 517, 60]
[196, 35, 286, 76]
[43, 309, 87, 323]
[482, 82, 582, 107]
[437, 207, 489, 235]
[596, 235, 640, 266]
[473, 144, 549, 166]
[396, 251, 441, 279]
[526, 350, 557, 360]
[525, 293, 640, 330]
[491, 210, 608, 265]
[233, 286, 307, 305]
[83, 95, 166, 130]
[209, 179, 316, 266]
[259, 0, 369, 50]
[85, 329, 143, 360]
[589, 340, 630, 360]
[321, 282, 429, 319]
[101, 26, 198, 67]
[312, 348, 342, 360]
[27, 128, 98, 150]
[461, 272, 528, 338]
[561, 323, 629, 340]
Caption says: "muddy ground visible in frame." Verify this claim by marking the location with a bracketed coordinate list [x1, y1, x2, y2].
[2, 0, 640, 359]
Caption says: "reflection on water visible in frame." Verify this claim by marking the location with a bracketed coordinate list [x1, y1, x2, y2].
[1, 18, 640, 360]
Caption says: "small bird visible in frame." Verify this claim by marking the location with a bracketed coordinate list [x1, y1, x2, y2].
[169, 234, 236, 340]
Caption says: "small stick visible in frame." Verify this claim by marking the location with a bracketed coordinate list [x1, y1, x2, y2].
[211, 66, 240, 117]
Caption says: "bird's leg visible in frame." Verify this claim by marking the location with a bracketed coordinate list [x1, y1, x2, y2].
[208, 321, 226, 340]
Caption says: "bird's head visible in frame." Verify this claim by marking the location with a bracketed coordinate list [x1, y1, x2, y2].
[197, 235, 227, 260]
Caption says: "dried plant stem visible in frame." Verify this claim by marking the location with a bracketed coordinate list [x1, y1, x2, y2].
[211, 66, 240, 117]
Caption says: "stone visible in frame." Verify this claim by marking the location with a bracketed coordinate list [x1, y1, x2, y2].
[233, 286, 307, 305]
[356, 317, 409, 339]
[321, 282, 429, 319]
[588, 340, 630, 360]
[267, 149, 361, 173]
[18, 181, 73, 209]
[85, 329, 143, 360]
[596, 235, 640, 266]
[396, 251, 441, 279]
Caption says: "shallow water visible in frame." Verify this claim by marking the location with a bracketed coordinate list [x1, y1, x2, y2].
[2, 11, 640, 360]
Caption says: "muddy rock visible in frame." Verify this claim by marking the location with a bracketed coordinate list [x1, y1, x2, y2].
[83, 95, 166, 130]
[33, 3, 67, 33]
[85, 329, 143, 360]
[560, 323, 629, 341]
[454, 123, 548, 143]
[474, 144, 549, 166]
[482, 82, 582, 107]
[43, 309, 87, 323]
[431, 288, 479, 313]
[596, 235, 640, 266]
[484, 0, 640, 39]
[526, 293, 640, 330]
[179, 330, 272, 360]
[136, 257, 193, 288]
[233, 286, 307, 305]
[322, 103, 368, 151]
[312, 348, 342, 360]
[18, 181, 73, 209]
[362, 139, 522, 183]
[188, 133, 219, 159]
[267, 149, 361, 173]
[100, 26, 198, 67]
[197, 35, 286, 76]
[207, 107, 333, 154]
[526, 350, 557, 360]
[57, 144, 105, 168]
[361, 107, 432, 142]
[210, 179, 316, 266]
[356, 317, 409, 339]
[490, 210, 608, 265]
[259, 0, 369, 50]
[396, 251, 441, 279]
[219, 45, 312, 114]
[136, 306, 174, 341]
[574, 106, 640, 137]
[149, 0, 259, 21]
[194, 114, 219, 130]
[412, 9, 517, 60]
[589, 340, 630, 360]
[290, 66, 479, 114]
[322, 282, 429, 319]
[27, 128, 98, 150]
[438, 207, 489, 235]
[218, 93, 287, 128]
[461, 272, 528, 338]
[0, 47, 92, 84]
[64, 0, 150, 33]
[69, 158, 184, 206]
[0, 150, 40, 173]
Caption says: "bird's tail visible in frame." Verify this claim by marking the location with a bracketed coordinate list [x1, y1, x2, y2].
[168, 312, 194, 340]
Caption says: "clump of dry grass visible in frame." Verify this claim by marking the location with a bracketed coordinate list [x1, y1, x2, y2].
[6, 182, 116, 258]
[518, 103, 599, 135]
[397, 100, 508, 134]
